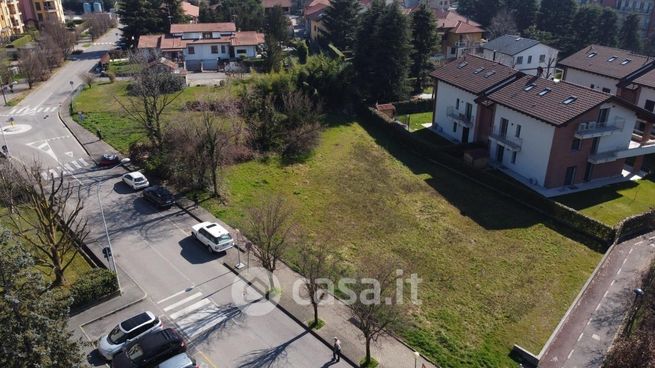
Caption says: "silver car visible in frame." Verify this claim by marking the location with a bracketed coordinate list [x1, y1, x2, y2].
[97, 311, 163, 360]
[157, 353, 198, 368]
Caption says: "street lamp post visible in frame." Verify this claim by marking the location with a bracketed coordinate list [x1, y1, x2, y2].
[234, 228, 245, 270]
[414, 351, 420, 368]
[96, 158, 130, 294]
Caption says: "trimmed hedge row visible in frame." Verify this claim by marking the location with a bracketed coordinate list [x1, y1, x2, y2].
[70, 268, 118, 310]
[616, 210, 655, 243]
[361, 106, 616, 246]
[392, 99, 433, 115]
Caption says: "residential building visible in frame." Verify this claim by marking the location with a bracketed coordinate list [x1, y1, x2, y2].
[433, 9, 485, 60]
[137, 22, 264, 71]
[480, 35, 559, 78]
[181, 1, 199, 23]
[0, 0, 24, 36]
[576, 0, 655, 37]
[263, 0, 292, 13]
[19, 0, 64, 25]
[430, 55, 655, 192]
[303, 0, 329, 43]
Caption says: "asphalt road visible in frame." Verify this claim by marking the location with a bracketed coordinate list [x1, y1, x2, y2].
[74, 167, 349, 368]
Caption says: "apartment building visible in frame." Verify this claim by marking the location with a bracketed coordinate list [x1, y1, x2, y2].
[576, 0, 655, 37]
[0, 0, 24, 37]
[430, 55, 655, 192]
[481, 35, 559, 78]
[19, 0, 64, 26]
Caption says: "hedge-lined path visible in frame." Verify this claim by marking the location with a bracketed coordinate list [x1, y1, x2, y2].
[539, 231, 655, 368]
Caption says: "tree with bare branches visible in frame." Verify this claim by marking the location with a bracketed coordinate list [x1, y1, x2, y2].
[8, 166, 89, 287]
[246, 195, 295, 294]
[116, 50, 185, 153]
[80, 72, 95, 88]
[0, 160, 25, 213]
[85, 13, 116, 41]
[488, 8, 518, 39]
[17, 49, 48, 89]
[297, 237, 333, 328]
[41, 20, 77, 59]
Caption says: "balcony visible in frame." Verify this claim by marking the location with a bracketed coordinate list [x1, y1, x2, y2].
[490, 131, 522, 152]
[588, 140, 655, 164]
[574, 117, 625, 139]
[446, 106, 474, 128]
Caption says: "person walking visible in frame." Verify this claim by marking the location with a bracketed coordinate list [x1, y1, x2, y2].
[333, 337, 341, 362]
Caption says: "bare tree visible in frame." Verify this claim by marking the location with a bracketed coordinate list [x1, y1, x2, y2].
[80, 72, 95, 88]
[116, 50, 185, 152]
[41, 20, 77, 59]
[17, 49, 47, 89]
[40, 34, 65, 70]
[85, 13, 116, 41]
[346, 254, 407, 367]
[0, 160, 25, 213]
[488, 8, 518, 39]
[297, 237, 333, 328]
[246, 195, 295, 294]
[9, 165, 89, 287]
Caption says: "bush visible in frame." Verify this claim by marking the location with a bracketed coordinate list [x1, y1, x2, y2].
[106, 70, 116, 83]
[392, 99, 433, 115]
[69, 268, 118, 309]
[126, 73, 185, 96]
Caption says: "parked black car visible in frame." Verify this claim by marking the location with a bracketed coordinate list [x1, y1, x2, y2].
[143, 186, 176, 209]
[99, 153, 121, 166]
[111, 328, 186, 368]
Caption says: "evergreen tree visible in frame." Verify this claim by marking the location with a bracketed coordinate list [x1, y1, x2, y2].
[323, 0, 361, 51]
[118, 0, 164, 48]
[353, 0, 384, 101]
[620, 14, 642, 52]
[410, 4, 436, 94]
[0, 229, 83, 367]
[198, 1, 218, 22]
[568, 5, 602, 53]
[216, 0, 264, 31]
[537, 0, 577, 37]
[265, 35, 283, 72]
[508, 0, 538, 33]
[265, 5, 290, 44]
[453, 0, 499, 26]
[597, 8, 619, 47]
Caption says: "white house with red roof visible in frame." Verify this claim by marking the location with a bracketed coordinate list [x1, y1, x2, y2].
[138, 22, 265, 71]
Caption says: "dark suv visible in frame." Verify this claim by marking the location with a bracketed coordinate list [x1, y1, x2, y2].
[111, 328, 186, 368]
[143, 186, 176, 209]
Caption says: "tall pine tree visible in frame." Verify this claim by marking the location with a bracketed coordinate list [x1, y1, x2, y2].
[323, 0, 361, 51]
[353, 0, 384, 101]
[216, 0, 264, 31]
[597, 8, 619, 47]
[507, 0, 537, 33]
[410, 4, 436, 93]
[537, 0, 577, 38]
[265, 5, 290, 44]
[620, 14, 642, 52]
[455, 0, 499, 26]
[568, 5, 602, 53]
[118, 0, 184, 48]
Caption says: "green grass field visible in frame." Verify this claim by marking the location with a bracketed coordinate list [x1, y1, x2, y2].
[199, 119, 602, 367]
[397, 111, 433, 131]
[555, 177, 655, 226]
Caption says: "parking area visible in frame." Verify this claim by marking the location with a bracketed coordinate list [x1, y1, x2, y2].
[186, 72, 227, 87]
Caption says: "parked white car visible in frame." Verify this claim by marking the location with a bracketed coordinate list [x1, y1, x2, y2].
[122, 172, 149, 190]
[97, 311, 163, 360]
[191, 222, 234, 253]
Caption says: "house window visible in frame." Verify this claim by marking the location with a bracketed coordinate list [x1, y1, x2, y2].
[511, 151, 517, 164]
[598, 108, 610, 123]
[211, 45, 218, 54]
[527, 55, 532, 64]
[516, 56, 523, 64]
[203, 32, 212, 39]
[591, 137, 600, 154]
[34, 2, 41, 10]
[456, 98, 460, 109]
[221, 45, 226, 53]
[539, 54, 546, 63]
[602, 87, 611, 93]
[571, 138, 581, 150]
[237, 49, 247, 54]
[515, 124, 522, 138]
[564, 166, 577, 185]
[645, 99, 655, 112]
[452, 122, 457, 132]
[590, 84, 595, 89]
[500, 118, 509, 136]
[187, 46, 195, 54]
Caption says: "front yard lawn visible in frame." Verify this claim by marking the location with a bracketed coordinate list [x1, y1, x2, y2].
[200, 118, 602, 367]
[397, 111, 433, 132]
[555, 176, 655, 226]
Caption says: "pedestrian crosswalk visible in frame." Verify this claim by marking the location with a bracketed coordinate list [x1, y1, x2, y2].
[1, 105, 59, 117]
[158, 289, 236, 340]
[40, 157, 91, 180]
[93, 42, 116, 46]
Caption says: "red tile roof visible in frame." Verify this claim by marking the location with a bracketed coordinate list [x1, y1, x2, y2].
[451, 20, 484, 34]
[137, 34, 164, 49]
[486, 75, 611, 126]
[632, 69, 655, 89]
[433, 9, 480, 29]
[304, 0, 330, 17]
[170, 22, 236, 33]
[430, 55, 520, 95]
[181, 1, 199, 17]
[262, 0, 292, 8]
[160, 36, 188, 50]
[559, 44, 653, 80]
[230, 31, 265, 46]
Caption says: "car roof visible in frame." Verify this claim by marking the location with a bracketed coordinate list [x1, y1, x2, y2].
[121, 311, 156, 332]
[127, 171, 146, 179]
[157, 353, 194, 368]
[202, 222, 229, 238]
[135, 328, 182, 353]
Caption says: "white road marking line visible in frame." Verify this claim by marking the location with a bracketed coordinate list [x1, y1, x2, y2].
[9, 108, 16, 114]
[163, 292, 202, 312]
[41, 172, 49, 180]
[577, 332, 584, 342]
[586, 320, 591, 326]
[592, 334, 600, 341]
[610, 279, 615, 286]
[635, 241, 643, 246]
[623, 258, 628, 265]
[169, 298, 211, 319]
[15, 107, 26, 114]
[567, 349, 575, 360]
[177, 303, 227, 338]
[617, 267, 622, 275]
[78, 158, 89, 166]
[603, 290, 609, 298]
[37, 142, 49, 150]
[64, 163, 74, 172]
[48, 169, 59, 178]
[36, 107, 43, 113]
[629, 247, 634, 254]
[650, 236, 655, 241]
[595, 302, 602, 311]
[157, 289, 188, 304]
[71, 160, 82, 169]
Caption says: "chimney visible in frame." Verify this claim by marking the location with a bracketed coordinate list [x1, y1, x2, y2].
[536, 66, 543, 78]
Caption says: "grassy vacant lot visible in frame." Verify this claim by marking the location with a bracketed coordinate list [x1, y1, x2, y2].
[397, 111, 433, 131]
[72, 81, 239, 152]
[555, 176, 655, 226]
[200, 118, 602, 367]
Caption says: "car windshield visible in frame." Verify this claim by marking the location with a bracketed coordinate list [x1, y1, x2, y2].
[134, 177, 145, 183]
[217, 234, 232, 243]
[108, 326, 126, 344]
[127, 344, 144, 361]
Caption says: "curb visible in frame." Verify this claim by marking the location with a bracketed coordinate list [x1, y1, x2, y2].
[58, 88, 100, 165]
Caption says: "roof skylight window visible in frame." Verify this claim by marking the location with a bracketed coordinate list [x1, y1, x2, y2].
[473, 67, 485, 74]
[587, 52, 597, 58]
[457, 61, 468, 69]
[483, 70, 496, 78]
[607, 56, 618, 62]
[562, 96, 577, 105]
[523, 83, 536, 91]
[621, 59, 632, 65]
[538, 87, 552, 96]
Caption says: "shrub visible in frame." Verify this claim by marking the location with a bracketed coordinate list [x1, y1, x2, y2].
[106, 70, 116, 83]
[126, 73, 185, 96]
[392, 99, 433, 115]
[69, 268, 118, 309]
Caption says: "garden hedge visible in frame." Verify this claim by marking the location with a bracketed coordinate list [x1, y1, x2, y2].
[392, 99, 433, 115]
[70, 268, 118, 310]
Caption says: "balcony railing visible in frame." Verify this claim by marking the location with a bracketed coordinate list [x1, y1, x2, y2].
[489, 129, 523, 151]
[575, 117, 625, 139]
[446, 106, 474, 128]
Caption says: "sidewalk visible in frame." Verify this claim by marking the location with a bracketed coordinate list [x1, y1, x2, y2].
[177, 196, 437, 368]
[538, 232, 655, 367]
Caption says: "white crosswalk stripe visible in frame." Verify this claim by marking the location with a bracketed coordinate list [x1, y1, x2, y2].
[1, 105, 57, 117]
[159, 290, 233, 339]
[40, 158, 92, 181]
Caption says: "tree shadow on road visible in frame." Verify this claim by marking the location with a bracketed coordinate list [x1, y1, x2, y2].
[236, 330, 310, 368]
